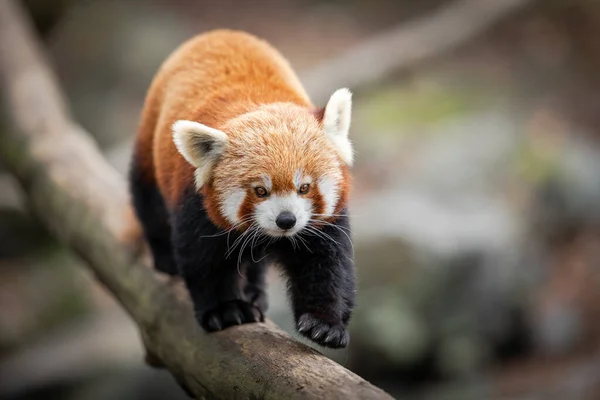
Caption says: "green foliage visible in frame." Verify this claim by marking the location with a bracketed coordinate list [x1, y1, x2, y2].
[358, 81, 478, 134]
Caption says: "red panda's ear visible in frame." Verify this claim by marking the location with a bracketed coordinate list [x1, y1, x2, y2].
[172, 120, 228, 188]
[310, 107, 325, 122]
[323, 88, 354, 166]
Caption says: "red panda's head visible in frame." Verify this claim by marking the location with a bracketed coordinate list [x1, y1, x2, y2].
[173, 88, 353, 237]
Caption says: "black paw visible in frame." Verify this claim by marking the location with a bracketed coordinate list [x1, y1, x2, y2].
[199, 300, 264, 332]
[296, 314, 349, 349]
[244, 284, 268, 314]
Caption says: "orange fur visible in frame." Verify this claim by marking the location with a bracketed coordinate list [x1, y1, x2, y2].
[134, 29, 350, 228]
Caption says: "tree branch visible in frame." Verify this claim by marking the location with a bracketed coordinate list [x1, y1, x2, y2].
[0, 1, 393, 399]
[303, 0, 535, 104]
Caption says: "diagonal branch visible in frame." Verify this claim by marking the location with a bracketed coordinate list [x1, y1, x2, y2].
[0, 1, 393, 399]
[303, 0, 535, 104]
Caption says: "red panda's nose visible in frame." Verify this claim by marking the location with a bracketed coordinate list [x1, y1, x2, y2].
[276, 211, 296, 230]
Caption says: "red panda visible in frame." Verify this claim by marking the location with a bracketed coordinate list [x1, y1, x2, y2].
[129, 29, 355, 348]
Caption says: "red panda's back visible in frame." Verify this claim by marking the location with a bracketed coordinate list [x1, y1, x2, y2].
[134, 30, 313, 208]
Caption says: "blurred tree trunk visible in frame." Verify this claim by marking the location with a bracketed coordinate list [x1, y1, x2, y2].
[303, 0, 536, 103]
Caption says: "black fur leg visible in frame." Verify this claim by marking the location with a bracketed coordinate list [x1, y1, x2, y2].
[275, 211, 355, 349]
[129, 157, 177, 276]
[173, 189, 264, 332]
[149, 239, 177, 276]
[243, 261, 269, 314]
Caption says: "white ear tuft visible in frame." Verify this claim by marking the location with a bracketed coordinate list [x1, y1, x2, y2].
[172, 120, 228, 188]
[323, 88, 354, 166]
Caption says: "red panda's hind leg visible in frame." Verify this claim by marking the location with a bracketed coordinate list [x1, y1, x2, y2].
[129, 152, 178, 276]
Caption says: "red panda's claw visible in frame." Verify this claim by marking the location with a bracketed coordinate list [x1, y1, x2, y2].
[205, 314, 223, 332]
[200, 299, 264, 332]
[296, 313, 349, 349]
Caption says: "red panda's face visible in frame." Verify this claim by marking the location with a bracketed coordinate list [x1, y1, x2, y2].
[210, 104, 346, 237]
[173, 89, 353, 238]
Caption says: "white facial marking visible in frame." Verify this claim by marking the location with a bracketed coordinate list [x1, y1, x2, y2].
[220, 189, 246, 225]
[293, 168, 312, 190]
[255, 192, 312, 237]
[261, 174, 272, 191]
[318, 175, 340, 216]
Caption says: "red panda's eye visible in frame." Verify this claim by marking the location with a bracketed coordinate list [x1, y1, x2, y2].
[254, 186, 268, 198]
[298, 183, 310, 195]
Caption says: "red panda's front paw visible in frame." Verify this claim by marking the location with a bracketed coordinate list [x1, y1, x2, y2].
[199, 300, 264, 332]
[296, 313, 349, 349]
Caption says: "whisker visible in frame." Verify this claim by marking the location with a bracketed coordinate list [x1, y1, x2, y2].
[225, 216, 256, 255]
[264, 236, 277, 249]
[203, 216, 255, 262]
[256, 233, 271, 249]
[287, 235, 298, 251]
[237, 222, 264, 270]
[311, 213, 362, 218]
[226, 221, 256, 259]
[249, 227, 265, 264]
[200, 217, 250, 239]
[226, 231, 246, 258]
[304, 225, 342, 247]
[253, 252, 271, 263]
[302, 225, 331, 243]
[296, 233, 313, 253]
[229, 220, 255, 247]
[314, 219, 355, 256]
[236, 225, 257, 274]
[309, 218, 351, 232]
[252, 230, 273, 264]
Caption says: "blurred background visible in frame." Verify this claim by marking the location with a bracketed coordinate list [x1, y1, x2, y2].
[2, 0, 600, 399]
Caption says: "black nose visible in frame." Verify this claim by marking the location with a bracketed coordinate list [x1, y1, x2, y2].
[276, 211, 296, 230]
